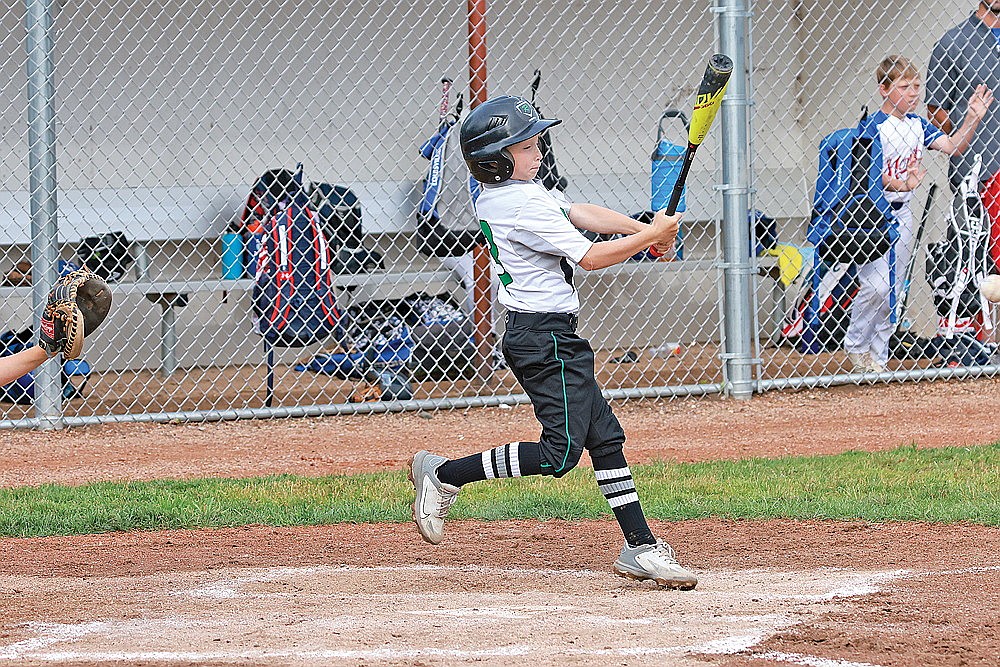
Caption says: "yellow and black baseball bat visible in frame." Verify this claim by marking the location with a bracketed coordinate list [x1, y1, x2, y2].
[665, 53, 732, 214]
[650, 54, 733, 256]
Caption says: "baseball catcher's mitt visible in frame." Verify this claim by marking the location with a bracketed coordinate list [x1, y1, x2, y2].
[38, 269, 112, 359]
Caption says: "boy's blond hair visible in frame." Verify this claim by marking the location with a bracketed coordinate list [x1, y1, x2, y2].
[876, 56, 919, 87]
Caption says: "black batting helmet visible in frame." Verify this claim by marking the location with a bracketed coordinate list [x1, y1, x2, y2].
[460, 95, 561, 184]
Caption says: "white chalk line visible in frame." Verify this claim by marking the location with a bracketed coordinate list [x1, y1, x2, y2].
[1, 564, 992, 664]
[0, 644, 782, 663]
[0, 619, 758, 664]
[760, 651, 887, 667]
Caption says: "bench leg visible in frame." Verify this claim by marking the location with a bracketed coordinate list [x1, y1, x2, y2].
[160, 305, 178, 378]
[146, 292, 189, 379]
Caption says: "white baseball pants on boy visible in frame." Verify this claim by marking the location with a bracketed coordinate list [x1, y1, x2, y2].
[844, 206, 913, 366]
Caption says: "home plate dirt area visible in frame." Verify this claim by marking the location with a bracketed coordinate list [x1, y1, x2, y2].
[1, 521, 998, 666]
[0, 380, 998, 666]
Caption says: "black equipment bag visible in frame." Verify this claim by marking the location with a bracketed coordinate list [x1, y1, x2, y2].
[310, 183, 363, 250]
[529, 69, 568, 192]
[77, 232, 134, 283]
[309, 182, 384, 274]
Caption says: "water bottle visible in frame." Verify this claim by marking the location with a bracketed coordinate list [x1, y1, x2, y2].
[651, 110, 688, 213]
[651, 109, 689, 258]
[221, 230, 243, 280]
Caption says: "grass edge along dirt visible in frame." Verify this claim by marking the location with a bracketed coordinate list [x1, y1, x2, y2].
[0, 444, 997, 538]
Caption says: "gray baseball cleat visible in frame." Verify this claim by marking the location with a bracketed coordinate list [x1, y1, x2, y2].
[408, 450, 460, 544]
[613, 539, 698, 590]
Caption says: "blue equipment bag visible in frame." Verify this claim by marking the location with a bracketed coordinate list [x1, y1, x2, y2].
[252, 164, 342, 348]
[416, 94, 483, 258]
[803, 112, 900, 348]
[808, 115, 896, 266]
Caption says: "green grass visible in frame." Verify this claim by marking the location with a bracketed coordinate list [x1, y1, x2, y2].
[1, 444, 997, 538]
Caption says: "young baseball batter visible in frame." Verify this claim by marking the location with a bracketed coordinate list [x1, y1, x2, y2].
[845, 56, 992, 372]
[408, 95, 697, 590]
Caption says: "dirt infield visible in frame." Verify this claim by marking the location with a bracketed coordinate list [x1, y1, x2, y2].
[1, 379, 999, 666]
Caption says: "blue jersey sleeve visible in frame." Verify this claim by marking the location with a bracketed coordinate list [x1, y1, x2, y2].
[919, 116, 945, 147]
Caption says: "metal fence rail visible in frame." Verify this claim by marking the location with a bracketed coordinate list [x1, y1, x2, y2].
[2, 1, 997, 427]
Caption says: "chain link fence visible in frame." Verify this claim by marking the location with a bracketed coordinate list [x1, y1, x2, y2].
[751, 0, 1000, 390]
[1, 0, 998, 427]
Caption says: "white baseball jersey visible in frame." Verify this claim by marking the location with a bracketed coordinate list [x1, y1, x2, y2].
[872, 110, 944, 205]
[474, 179, 593, 313]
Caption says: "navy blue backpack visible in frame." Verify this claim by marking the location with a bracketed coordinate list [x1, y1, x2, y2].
[252, 164, 341, 348]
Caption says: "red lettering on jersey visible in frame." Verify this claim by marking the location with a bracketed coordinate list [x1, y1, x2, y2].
[885, 147, 921, 180]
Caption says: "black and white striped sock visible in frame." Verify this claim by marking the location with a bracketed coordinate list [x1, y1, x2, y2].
[595, 466, 641, 509]
[592, 450, 656, 547]
[436, 442, 543, 487]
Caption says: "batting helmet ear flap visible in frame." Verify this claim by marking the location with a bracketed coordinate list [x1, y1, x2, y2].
[474, 149, 515, 184]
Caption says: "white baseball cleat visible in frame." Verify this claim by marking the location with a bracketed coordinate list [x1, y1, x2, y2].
[848, 352, 871, 373]
[409, 450, 460, 544]
[613, 539, 698, 590]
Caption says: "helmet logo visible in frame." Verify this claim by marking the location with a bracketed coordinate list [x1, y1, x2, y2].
[487, 115, 507, 129]
[515, 101, 534, 117]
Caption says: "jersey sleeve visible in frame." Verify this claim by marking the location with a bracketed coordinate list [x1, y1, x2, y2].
[920, 116, 945, 147]
[509, 192, 593, 264]
[549, 186, 573, 208]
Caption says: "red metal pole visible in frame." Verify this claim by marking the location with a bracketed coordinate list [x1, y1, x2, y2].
[468, 0, 493, 380]
[468, 0, 488, 107]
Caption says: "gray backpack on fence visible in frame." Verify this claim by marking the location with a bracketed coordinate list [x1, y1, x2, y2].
[416, 107, 483, 257]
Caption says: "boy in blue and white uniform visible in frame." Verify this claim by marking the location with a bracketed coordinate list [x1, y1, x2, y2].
[408, 95, 697, 590]
[845, 56, 992, 372]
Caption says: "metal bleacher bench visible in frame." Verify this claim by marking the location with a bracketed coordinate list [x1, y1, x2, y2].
[1, 180, 461, 374]
[109, 269, 459, 376]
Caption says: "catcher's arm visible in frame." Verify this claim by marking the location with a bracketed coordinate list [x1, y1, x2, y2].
[37, 269, 112, 360]
[0, 345, 49, 386]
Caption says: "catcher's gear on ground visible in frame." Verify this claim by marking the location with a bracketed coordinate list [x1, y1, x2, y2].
[38, 269, 112, 359]
[459, 95, 560, 184]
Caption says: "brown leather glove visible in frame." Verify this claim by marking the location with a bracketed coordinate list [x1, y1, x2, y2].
[38, 269, 112, 359]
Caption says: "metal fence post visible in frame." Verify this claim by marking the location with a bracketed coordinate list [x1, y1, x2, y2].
[24, 0, 61, 427]
[716, 0, 754, 400]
